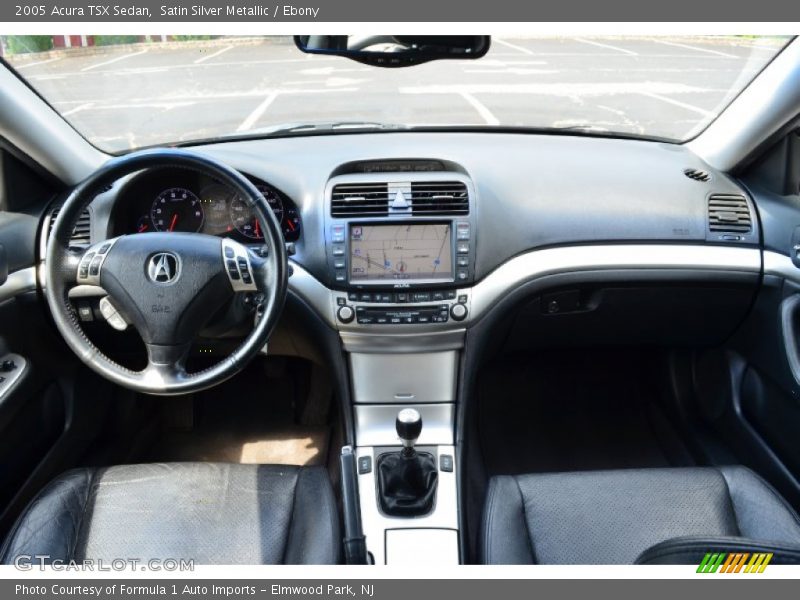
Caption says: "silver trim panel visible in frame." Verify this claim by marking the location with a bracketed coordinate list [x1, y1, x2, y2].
[341, 329, 465, 353]
[0, 267, 37, 303]
[350, 351, 457, 404]
[764, 250, 800, 283]
[354, 403, 454, 446]
[286, 245, 762, 340]
[385, 528, 459, 566]
[0, 353, 27, 403]
[357, 445, 459, 565]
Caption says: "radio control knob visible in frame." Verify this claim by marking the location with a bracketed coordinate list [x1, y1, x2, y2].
[337, 305, 355, 323]
[450, 303, 468, 321]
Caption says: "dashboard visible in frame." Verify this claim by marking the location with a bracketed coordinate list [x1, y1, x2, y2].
[68, 131, 763, 341]
[112, 168, 301, 243]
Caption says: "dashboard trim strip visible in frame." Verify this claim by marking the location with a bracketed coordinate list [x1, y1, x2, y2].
[469, 244, 762, 321]
[288, 244, 762, 336]
[764, 250, 800, 283]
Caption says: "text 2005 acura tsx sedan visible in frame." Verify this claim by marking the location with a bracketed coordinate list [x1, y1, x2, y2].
[0, 34, 800, 565]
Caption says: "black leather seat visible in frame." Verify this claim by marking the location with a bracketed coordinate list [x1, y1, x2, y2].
[0, 463, 340, 565]
[481, 466, 800, 564]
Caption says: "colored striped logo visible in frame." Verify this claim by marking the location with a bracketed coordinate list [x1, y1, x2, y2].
[697, 552, 773, 573]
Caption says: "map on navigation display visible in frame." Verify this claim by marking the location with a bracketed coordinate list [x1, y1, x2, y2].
[349, 224, 452, 282]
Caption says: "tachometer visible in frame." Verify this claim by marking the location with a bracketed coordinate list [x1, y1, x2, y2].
[151, 188, 204, 233]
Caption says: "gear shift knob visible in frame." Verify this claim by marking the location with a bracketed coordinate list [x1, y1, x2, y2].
[396, 408, 422, 456]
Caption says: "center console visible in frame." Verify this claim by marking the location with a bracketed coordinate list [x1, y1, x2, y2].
[324, 168, 474, 564]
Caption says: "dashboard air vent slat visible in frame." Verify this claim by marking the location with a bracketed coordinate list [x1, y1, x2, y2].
[331, 183, 389, 217]
[708, 194, 752, 233]
[684, 168, 711, 182]
[410, 181, 469, 215]
[48, 207, 92, 246]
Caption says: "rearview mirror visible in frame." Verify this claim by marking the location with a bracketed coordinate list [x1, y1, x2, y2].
[294, 35, 491, 67]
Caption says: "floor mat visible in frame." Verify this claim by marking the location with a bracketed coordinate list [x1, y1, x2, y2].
[477, 349, 695, 476]
[150, 427, 330, 466]
[145, 359, 332, 467]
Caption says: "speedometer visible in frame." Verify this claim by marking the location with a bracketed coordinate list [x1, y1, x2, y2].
[229, 197, 264, 240]
[229, 185, 285, 239]
[258, 185, 284, 223]
[151, 188, 204, 233]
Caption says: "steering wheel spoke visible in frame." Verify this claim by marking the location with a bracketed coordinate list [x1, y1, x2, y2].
[142, 342, 191, 388]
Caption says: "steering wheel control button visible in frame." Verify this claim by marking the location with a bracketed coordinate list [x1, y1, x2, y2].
[99, 297, 129, 331]
[337, 305, 355, 323]
[221, 238, 258, 292]
[89, 255, 104, 276]
[76, 239, 120, 286]
[76, 302, 94, 322]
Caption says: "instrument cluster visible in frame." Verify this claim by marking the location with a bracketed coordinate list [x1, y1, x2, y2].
[118, 170, 301, 243]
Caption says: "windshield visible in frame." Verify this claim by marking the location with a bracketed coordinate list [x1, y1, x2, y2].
[1, 35, 791, 152]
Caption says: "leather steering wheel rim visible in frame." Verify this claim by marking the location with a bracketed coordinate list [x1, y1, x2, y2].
[45, 148, 288, 396]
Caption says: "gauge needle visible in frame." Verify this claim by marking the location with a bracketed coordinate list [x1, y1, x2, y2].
[287, 220, 296, 232]
[255, 219, 261, 237]
[138, 224, 148, 233]
[168, 214, 178, 232]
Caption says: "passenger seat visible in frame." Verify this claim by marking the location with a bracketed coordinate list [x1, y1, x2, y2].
[480, 466, 800, 564]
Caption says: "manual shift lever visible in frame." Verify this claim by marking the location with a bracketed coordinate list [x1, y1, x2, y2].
[396, 408, 422, 457]
[376, 408, 438, 517]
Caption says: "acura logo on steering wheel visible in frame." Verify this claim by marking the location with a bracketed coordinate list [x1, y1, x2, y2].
[148, 252, 180, 284]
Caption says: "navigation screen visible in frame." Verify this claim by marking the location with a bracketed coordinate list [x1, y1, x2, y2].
[349, 223, 453, 282]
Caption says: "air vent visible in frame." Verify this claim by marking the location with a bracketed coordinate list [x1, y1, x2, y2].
[685, 168, 711, 182]
[708, 195, 752, 233]
[331, 183, 389, 217]
[410, 181, 469, 215]
[48, 207, 92, 246]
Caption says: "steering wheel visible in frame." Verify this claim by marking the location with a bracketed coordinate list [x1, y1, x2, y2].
[45, 149, 288, 395]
